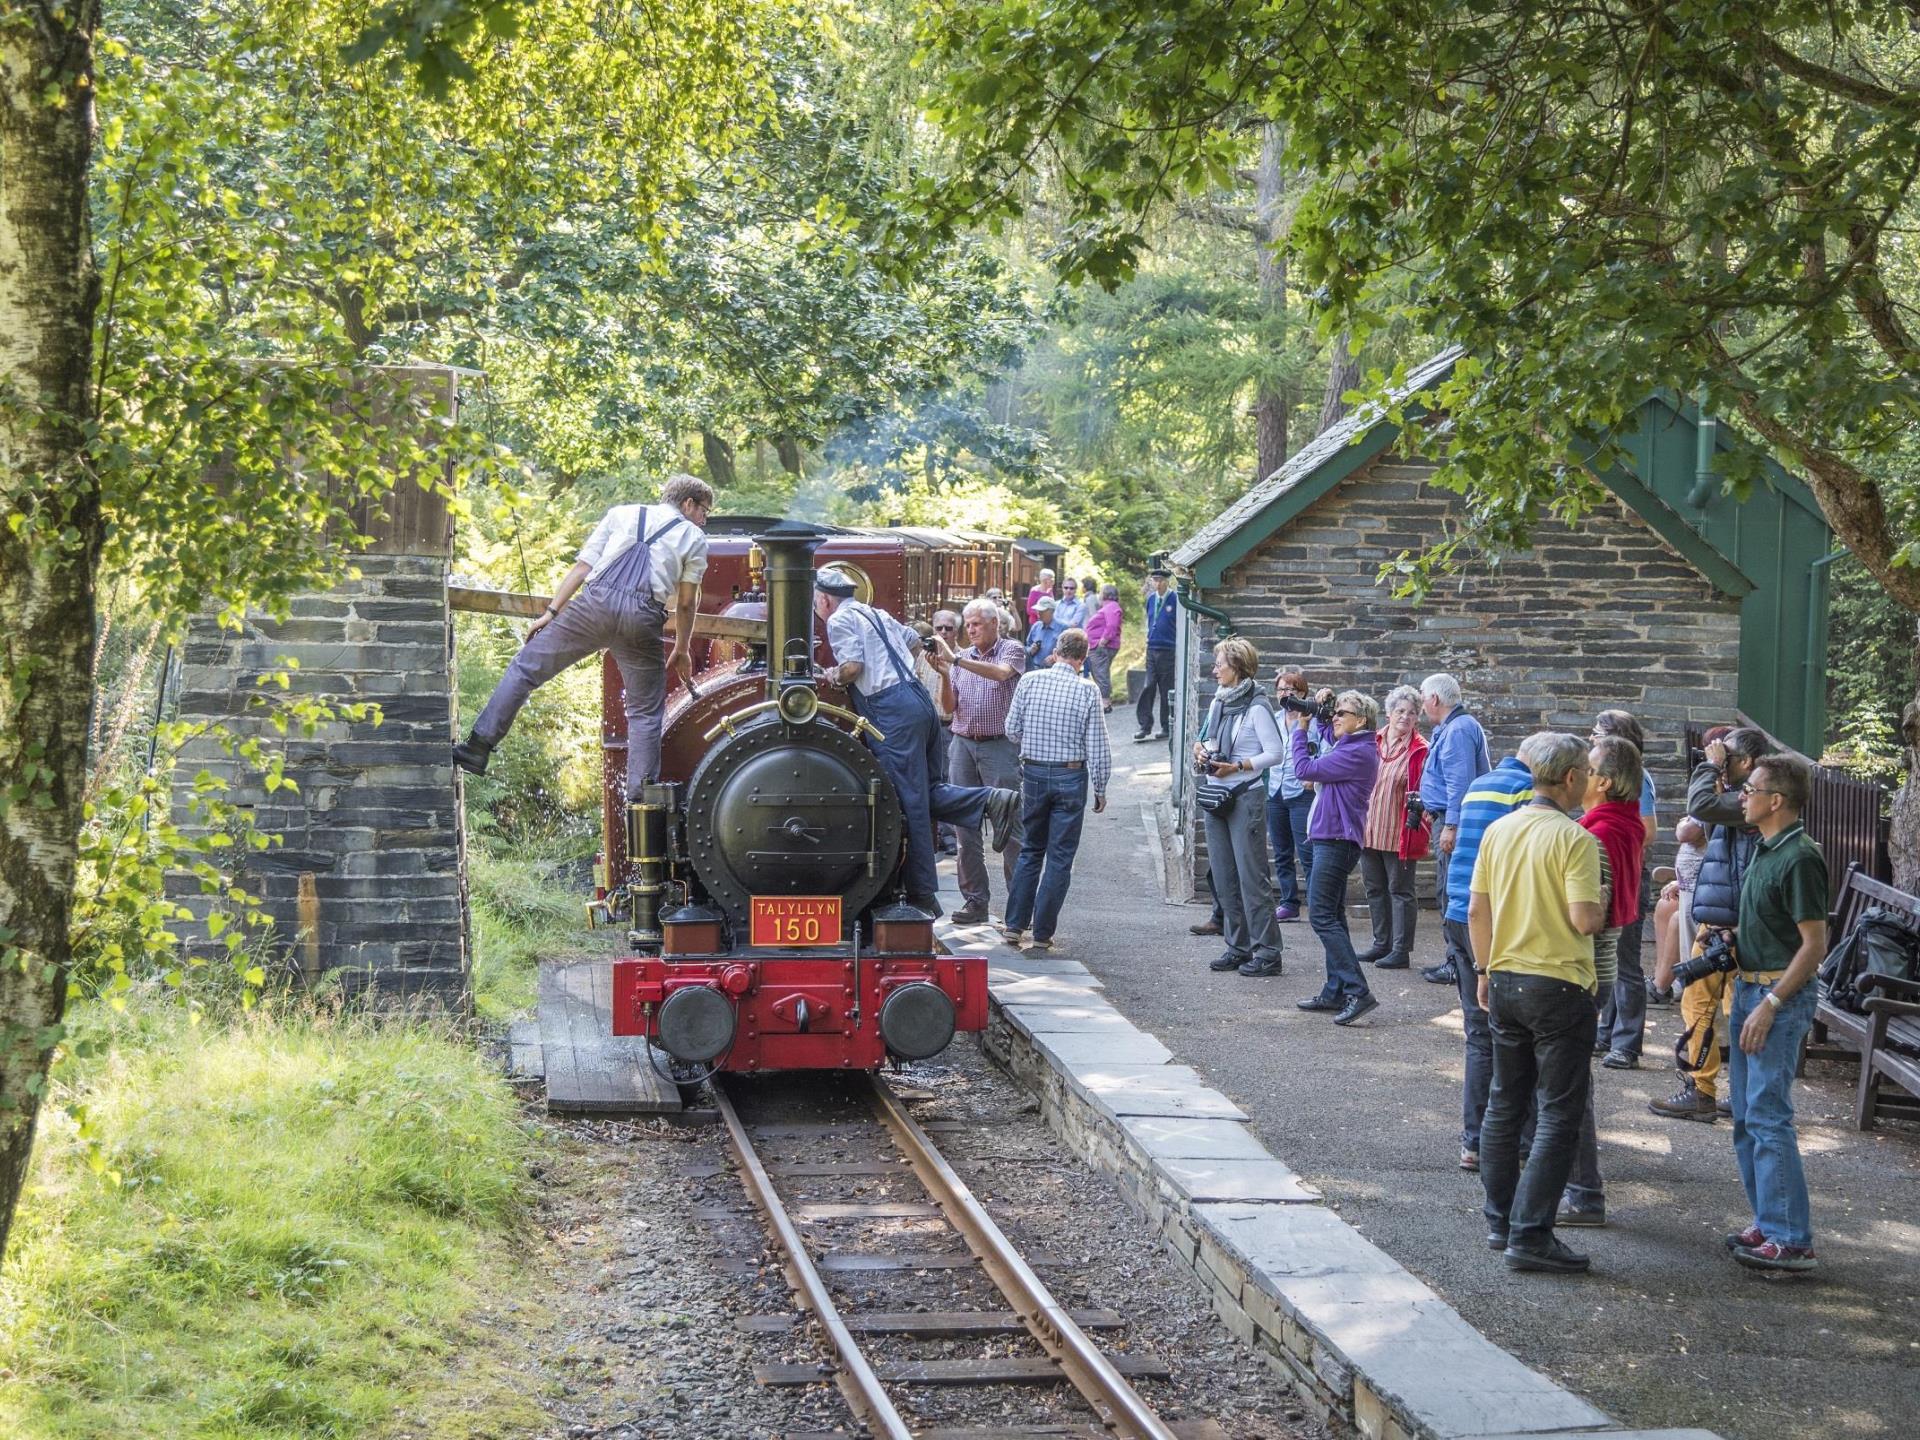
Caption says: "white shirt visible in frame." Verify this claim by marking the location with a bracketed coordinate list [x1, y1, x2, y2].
[576, 502, 709, 603]
[825, 600, 918, 698]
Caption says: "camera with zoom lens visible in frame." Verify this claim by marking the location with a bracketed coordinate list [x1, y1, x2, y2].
[1278, 692, 1334, 726]
[1673, 930, 1739, 988]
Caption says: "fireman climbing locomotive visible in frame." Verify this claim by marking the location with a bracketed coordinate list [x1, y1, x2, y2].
[606, 519, 1013, 1073]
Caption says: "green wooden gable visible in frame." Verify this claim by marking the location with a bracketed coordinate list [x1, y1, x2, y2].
[1171, 352, 1836, 752]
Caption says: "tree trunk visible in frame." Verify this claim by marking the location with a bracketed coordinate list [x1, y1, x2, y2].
[701, 430, 737, 488]
[0, 2, 103, 1261]
[1251, 123, 1288, 483]
[773, 434, 803, 477]
[1317, 330, 1362, 436]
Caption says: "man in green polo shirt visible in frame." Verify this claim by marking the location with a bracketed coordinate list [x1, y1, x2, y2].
[1725, 753, 1828, 1274]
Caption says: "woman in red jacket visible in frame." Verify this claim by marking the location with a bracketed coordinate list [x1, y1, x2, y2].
[1358, 684, 1432, 969]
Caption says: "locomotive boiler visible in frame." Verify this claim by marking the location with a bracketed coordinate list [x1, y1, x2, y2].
[608, 520, 987, 1074]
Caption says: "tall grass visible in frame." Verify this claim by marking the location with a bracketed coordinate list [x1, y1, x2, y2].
[1, 1004, 546, 1439]
[468, 838, 597, 1021]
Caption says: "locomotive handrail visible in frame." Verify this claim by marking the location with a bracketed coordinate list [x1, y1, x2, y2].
[702, 698, 883, 745]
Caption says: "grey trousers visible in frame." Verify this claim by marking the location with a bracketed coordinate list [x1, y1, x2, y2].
[1087, 647, 1116, 703]
[1358, 847, 1419, 962]
[474, 587, 666, 794]
[950, 733, 1021, 909]
[1203, 786, 1281, 964]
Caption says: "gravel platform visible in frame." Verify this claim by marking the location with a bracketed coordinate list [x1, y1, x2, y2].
[512, 1038, 1322, 1439]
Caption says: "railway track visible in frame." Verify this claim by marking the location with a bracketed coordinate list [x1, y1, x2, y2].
[715, 1072, 1220, 1440]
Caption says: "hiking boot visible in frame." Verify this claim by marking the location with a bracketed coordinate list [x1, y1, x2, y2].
[1724, 1225, 1765, 1252]
[1237, 956, 1284, 978]
[1732, 1240, 1817, 1274]
[950, 905, 989, 926]
[1650, 1082, 1718, 1122]
[1717, 1095, 1733, 1118]
[1601, 1050, 1639, 1070]
[451, 732, 494, 775]
[1190, 918, 1223, 936]
[1503, 1238, 1592, 1274]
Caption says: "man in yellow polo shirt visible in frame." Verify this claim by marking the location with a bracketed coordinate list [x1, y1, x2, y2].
[1468, 732, 1606, 1275]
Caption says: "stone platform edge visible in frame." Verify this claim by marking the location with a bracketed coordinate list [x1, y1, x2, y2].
[935, 899, 1722, 1440]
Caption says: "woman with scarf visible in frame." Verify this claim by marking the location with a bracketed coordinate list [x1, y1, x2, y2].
[1561, 733, 1649, 1226]
[1358, 684, 1431, 969]
[1194, 638, 1289, 978]
[1290, 690, 1385, 1025]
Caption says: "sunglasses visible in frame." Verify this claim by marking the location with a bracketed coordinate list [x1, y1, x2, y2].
[935, 624, 957, 632]
[1739, 783, 1780, 798]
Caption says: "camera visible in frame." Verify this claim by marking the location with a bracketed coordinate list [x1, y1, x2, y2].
[1278, 692, 1334, 726]
[1404, 794, 1425, 827]
[1673, 929, 1739, 988]
[1194, 748, 1219, 777]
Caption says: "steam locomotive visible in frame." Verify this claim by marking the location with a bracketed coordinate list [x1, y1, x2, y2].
[605, 519, 1054, 1074]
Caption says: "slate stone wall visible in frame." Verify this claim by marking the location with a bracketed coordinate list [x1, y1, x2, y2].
[1183, 458, 1744, 888]
[167, 554, 469, 1006]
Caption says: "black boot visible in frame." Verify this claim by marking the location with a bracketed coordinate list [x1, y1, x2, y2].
[452, 731, 494, 775]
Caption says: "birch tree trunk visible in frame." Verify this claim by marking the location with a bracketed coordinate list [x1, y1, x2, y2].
[0, 0, 103, 1260]
[1251, 123, 1288, 483]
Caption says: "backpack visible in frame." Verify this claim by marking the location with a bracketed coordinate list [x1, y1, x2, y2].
[1818, 905, 1920, 1014]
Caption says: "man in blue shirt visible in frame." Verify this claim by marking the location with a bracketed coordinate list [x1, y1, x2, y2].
[1445, 751, 1535, 1171]
[1133, 566, 1178, 743]
[1024, 594, 1065, 667]
[1420, 673, 1493, 986]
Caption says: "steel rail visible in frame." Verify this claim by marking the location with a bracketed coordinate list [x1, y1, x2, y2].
[871, 1075, 1181, 1440]
[712, 1079, 913, 1440]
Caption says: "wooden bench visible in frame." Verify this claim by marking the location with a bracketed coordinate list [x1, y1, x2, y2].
[1806, 863, 1920, 1130]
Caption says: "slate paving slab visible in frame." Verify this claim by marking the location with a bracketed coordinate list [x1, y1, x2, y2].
[1157, 1156, 1320, 1205]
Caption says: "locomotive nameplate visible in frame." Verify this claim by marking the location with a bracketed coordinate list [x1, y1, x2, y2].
[749, 896, 842, 947]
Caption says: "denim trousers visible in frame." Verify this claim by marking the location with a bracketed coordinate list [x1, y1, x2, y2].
[1598, 866, 1651, 1057]
[1729, 979, 1817, 1248]
[1003, 763, 1088, 942]
[1564, 989, 1609, 1212]
[1307, 838, 1368, 1003]
[1203, 785, 1281, 964]
[1358, 847, 1418, 962]
[1266, 790, 1314, 908]
[1451, 918, 1492, 1151]
[1434, 851, 1473, 973]
[1480, 971, 1596, 1250]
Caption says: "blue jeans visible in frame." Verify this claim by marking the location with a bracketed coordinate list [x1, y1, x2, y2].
[1729, 978, 1817, 1249]
[1266, 790, 1313, 907]
[1481, 971, 1596, 1251]
[1003, 763, 1088, 942]
[1307, 838, 1367, 1003]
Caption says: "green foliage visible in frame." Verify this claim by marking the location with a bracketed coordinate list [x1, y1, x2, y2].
[916, 1, 1920, 609]
[1821, 704, 1905, 788]
[467, 839, 598, 1022]
[0, 1004, 540, 1438]
[1827, 552, 1918, 741]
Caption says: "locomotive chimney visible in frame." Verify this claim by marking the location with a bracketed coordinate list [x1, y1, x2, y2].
[754, 519, 830, 703]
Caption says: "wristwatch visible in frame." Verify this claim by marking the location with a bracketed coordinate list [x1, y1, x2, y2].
[1763, 989, 1782, 1010]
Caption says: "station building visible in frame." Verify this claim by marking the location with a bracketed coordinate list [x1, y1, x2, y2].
[1164, 349, 1836, 888]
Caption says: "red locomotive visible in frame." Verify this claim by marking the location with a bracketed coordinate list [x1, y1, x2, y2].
[605, 519, 1060, 1074]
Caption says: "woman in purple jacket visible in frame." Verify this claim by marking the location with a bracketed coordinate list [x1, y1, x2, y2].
[1288, 690, 1384, 1025]
[1082, 583, 1123, 711]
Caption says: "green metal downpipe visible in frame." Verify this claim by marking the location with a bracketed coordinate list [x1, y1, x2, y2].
[1803, 548, 1845, 754]
[1688, 385, 1720, 509]
[1173, 579, 1236, 637]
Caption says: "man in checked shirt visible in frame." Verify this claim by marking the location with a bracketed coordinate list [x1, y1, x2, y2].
[999, 629, 1112, 951]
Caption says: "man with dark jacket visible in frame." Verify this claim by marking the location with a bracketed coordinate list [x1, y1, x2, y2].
[1133, 567, 1178, 742]
[1651, 726, 1770, 1121]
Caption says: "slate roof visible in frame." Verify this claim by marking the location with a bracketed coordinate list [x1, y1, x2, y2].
[1169, 348, 1463, 569]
